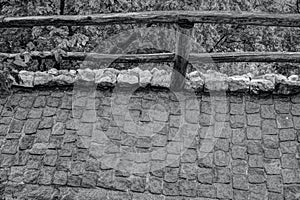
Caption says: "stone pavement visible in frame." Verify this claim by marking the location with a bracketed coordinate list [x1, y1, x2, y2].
[0, 87, 299, 199]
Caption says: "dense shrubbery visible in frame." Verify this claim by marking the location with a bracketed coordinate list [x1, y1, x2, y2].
[0, 0, 300, 77]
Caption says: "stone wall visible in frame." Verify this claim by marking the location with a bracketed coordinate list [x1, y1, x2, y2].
[0, 87, 299, 200]
[14, 67, 300, 95]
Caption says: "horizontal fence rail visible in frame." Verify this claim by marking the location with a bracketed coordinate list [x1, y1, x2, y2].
[2, 51, 300, 64]
[191, 52, 300, 63]
[2, 11, 300, 28]
[0, 52, 174, 63]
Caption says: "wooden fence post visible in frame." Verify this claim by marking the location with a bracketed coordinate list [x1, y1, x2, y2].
[60, 0, 65, 15]
[170, 22, 194, 91]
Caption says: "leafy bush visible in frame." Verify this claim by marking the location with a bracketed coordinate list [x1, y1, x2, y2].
[0, 0, 300, 78]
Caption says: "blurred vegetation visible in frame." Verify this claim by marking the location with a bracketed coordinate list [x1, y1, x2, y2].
[0, 0, 300, 77]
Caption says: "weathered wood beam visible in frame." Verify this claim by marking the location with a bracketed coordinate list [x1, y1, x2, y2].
[189, 52, 300, 63]
[2, 51, 300, 64]
[0, 52, 175, 63]
[2, 11, 300, 28]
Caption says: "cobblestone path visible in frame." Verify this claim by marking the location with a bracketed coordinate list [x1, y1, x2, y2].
[0, 87, 299, 199]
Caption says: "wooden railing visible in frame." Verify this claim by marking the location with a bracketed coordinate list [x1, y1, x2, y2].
[2, 11, 300, 27]
[1, 10, 300, 89]
[2, 52, 300, 64]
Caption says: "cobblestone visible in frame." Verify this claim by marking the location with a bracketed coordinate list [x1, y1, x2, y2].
[82, 172, 97, 188]
[280, 141, 298, 154]
[262, 119, 278, 135]
[197, 168, 213, 184]
[2, 139, 19, 154]
[248, 168, 266, 184]
[232, 145, 247, 159]
[291, 103, 300, 115]
[0, 125, 9, 136]
[53, 171, 68, 185]
[19, 135, 35, 150]
[284, 185, 300, 200]
[264, 159, 281, 175]
[162, 181, 179, 196]
[36, 129, 51, 143]
[67, 175, 82, 187]
[232, 128, 246, 144]
[38, 167, 54, 185]
[263, 134, 279, 149]
[275, 99, 290, 114]
[230, 114, 245, 128]
[24, 119, 40, 134]
[247, 113, 261, 126]
[279, 129, 296, 141]
[246, 101, 260, 113]
[281, 154, 299, 169]
[277, 114, 294, 129]
[247, 127, 262, 140]
[197, 184, 217, 198]
[282, 169, 300, 184]
[216, 183, 233, 199]
[9, 119, 24, 133]
[38, 117, 54, 129]
[249, 155, 264, 168]
[267, 175, 283, 193]
[230, 103, 244, 115]
[247, 140, 264, 155]
[233, 174, 249, 190]
[265, 148, 281, 159]
[15, 108, 28, 120]
[148, 176, 162, 194]
[131, 176, 146, 192]
[34, 96, 46, 108]
[179, 163, 198, 180]
[24, 169, 40, 184]
[261, 105, 276, 119]
[214, 167, 231, 183]
[234, 189, 249, 200]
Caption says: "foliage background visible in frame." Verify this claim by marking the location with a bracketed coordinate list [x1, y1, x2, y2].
[1, 0, 300, 76]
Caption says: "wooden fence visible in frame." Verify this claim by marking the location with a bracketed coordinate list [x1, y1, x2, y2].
[1, 11, 300, 88]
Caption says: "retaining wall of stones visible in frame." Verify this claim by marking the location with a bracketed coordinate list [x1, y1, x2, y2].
[13, 67, 300, 95]
[0, 86, 299, 200]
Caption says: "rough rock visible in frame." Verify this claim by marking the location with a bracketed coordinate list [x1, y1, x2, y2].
[151, 68, 171, 88]
[250, 79, 275, 94]
[140, 70, 152, 87]
[263, 73, 287, 85]
[94, 69, 104, 83]
[203, 70, 228, 91]
[228, 74, 250, 92]
[117, 70, 139, 86]
[288, 75, 299, 82]
[78, 68, 95, 82]
[262, 73, 300, 94]
[53, 74, 75, 85]
[34, 71, 54, 86]
[96, 68, 118, 86]
[58, 70, 69, 75]
[185, 71, 204, 90]
[48, 68, 59, 76]
[18, 70, 34, 87]
[131, 68, 152, 87]
[69, 70, 77, 76]
[277, 80, 300, 95]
